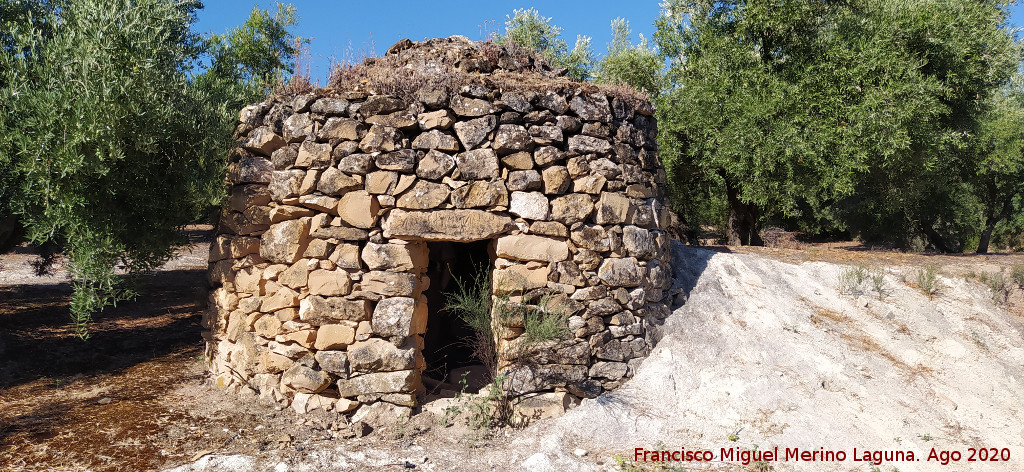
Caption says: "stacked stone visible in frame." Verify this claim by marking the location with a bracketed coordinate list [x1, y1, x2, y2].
[205, 40, 673, 421]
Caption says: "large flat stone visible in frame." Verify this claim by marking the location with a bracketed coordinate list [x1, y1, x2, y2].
[382, 209, 512, 241]
[336, 370, 419, 397]
[495, 234, 568, 262]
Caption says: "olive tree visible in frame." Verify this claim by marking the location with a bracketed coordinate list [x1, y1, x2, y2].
[0, 0, 300, 336]
[493, 7, 595, 81]
[654, 0, 1019, 248]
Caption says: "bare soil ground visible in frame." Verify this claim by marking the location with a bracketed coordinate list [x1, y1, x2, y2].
[1, 233, 1022, 472]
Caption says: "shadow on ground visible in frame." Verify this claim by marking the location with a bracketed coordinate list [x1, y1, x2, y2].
[0, 268, 208, 389]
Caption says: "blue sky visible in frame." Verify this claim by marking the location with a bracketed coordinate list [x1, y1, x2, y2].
[193, 1, 1024, 84]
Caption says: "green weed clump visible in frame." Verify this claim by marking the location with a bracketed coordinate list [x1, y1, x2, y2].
[441, 262, 572, 432]
[838, 265, 867, 296]
[915, 266, 941, 298]
[980, 270, 1012, 305]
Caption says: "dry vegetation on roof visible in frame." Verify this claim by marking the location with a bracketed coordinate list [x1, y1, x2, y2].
[275, 36, 650, 107]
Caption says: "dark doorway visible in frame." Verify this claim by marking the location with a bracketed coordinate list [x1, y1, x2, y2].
[422, 240, 491, 392]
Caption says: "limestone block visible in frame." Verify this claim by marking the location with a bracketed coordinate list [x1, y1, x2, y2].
[282, 113, 315, 142]
[361, 271, 417, 297]
[278, 260, 310, 288]
[365, 171, 399, 195]
[260, 286, 299, 312]
[573, 175, 607, 194]
[570, 224, 613, 252]
[550, 194, 594, 225]
[493, 124, 533, 155]
[456, 148, 500, 181]
[451, 180, 508, 208]
[453, 115, 497, 150]
[396, 180, 450, 210]
[416, 150, 456, 180]
[450, 95, 498, 116]
[541, 166, 570, 195]
[529, 221, 568, 238]
[282, 364, 331, 393]
[259, 219, 311, 264]
[307, 269, 352, 296]
[314, 324, 356, 350]
[295, 140, 332, 168]
[382, 209, 512, 241]
[337, 191, 380, 229]
[533, 146, 564, 166]
[317, 167, 363, 195]
[495, 154, 530, 174]
[336, 370, 419, 397]
[359, 124, 404, 153]
[243, 127, 286, 156]
[509, 191, 549, 221]
[375, 149, 418, 172]
[271, 144, 298, 169]
[337, 152, 375, 175]
[299, 296, 372, 325]
[495, 234, 568, 262]
[330, 243, 362, 270]
[258, 351, 292, 374]
[504, 364, 586, 394]
[370, 297, 425, 337]
[348, 338, 417, 373]
[318, 117, 364, 142]
[361, 242, 428, 272]
[493, 264, 551, 295]
[365, 112, 418, 131]
[594, 192, 635, 225]
[360, 95, 406, 116]
[276, 329, 316, 348]
[311, 97, 348, 115]
[622, 225, 656, 259]
[589, 361, 628, 380]
[568, 135, 611, 154]
[529, 124, 563, 145]
[269, 170, 304, 202]
[268, 205, 315, 223]
[597, 257, 644, 287]
[350, 401, 413, 426]
[507, 170, 542, 192]
[536, 92, 569, 114]
[314, 350, 350, 378]
[299, 195, 339, 215]
[514, 391, 580, 422]
[501, 92, 532, 113]
[229, 185, 271, 212]
[417, 109, 455, 130]
[412, 129, 460, 152]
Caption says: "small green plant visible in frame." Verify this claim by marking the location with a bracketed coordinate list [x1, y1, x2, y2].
[838, 266, 868, 296]
[1012, 264, 1024, 289]
[728, 431, 741, 442]
[915, 266, 941, 297]
[870, 268, 889, 297]
[919, 433, 933, 441]
[984, 270, 1012, 304]
[443, 263, 572, 431]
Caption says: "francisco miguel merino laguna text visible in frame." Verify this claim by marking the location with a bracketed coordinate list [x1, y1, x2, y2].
[634, 446, 926, 466]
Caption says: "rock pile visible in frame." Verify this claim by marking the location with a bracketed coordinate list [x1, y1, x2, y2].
[205, 36, 674, 423]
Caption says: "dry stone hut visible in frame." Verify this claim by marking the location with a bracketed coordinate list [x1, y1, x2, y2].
[204, 36, 675, 422]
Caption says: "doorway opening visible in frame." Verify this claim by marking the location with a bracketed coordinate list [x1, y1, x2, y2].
[422, 240, 492, 393]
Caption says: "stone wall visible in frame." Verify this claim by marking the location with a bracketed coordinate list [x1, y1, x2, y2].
[205, 37, 674, 422]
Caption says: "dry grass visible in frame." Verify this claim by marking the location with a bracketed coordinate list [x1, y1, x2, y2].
[810, 307, 850, 327]
[277, 37, 651, 109]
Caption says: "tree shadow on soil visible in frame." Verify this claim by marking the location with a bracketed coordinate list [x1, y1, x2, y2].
[0, 268, 207, 390]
